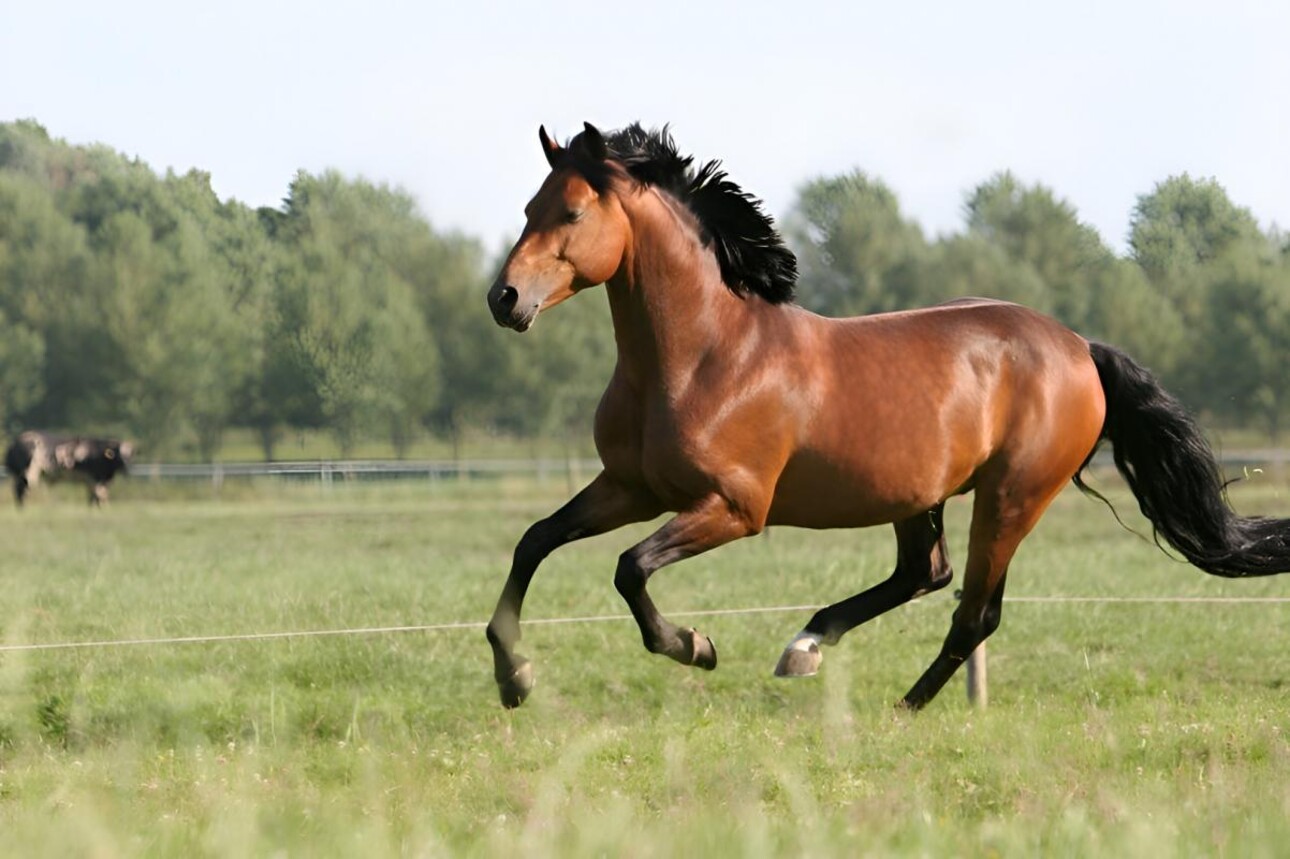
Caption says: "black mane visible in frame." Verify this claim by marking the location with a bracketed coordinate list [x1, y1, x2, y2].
[568, 123, 798, 305]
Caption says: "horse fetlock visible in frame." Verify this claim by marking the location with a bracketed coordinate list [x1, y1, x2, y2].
[487, 606, 528, 649]
[484, 621, 512, 654]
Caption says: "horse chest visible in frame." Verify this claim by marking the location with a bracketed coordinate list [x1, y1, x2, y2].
[598, 385, 777, 510]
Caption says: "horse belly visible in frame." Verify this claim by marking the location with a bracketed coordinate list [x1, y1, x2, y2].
[765, 451, 960, 529]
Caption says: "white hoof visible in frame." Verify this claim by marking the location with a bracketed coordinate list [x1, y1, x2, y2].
[774, 632, 823, 677]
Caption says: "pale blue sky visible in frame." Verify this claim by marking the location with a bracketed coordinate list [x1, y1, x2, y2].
[3, 0, 1286, 253]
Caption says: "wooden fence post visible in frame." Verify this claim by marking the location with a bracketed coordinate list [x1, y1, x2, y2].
[966, 642, 987, 708]
[955, 589, 988, 708]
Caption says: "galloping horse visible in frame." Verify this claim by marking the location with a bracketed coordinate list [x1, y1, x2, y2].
[485, 122, 1290, 710]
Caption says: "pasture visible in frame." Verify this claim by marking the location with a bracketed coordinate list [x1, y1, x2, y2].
[1, 473, 1289, 856]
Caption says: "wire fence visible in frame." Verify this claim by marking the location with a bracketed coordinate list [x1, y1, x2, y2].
[0, 457, 606, 490]
[4, 595, 1289, 655]
[2, 451, 1287, 703]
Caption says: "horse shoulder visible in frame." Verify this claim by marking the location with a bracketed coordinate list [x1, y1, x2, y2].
[593, 371, 649, 485]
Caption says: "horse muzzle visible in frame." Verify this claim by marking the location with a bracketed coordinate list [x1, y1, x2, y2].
[487, 282, 538, 332]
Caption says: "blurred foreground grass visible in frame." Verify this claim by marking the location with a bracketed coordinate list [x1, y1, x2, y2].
[1, 472, 1288, 855]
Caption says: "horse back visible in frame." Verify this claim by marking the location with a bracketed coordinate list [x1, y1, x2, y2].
[766, 300, 1105, 527]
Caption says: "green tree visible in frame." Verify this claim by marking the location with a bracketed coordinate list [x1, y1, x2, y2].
[93, 209, 246, 458]
[1200, 239, 1290, 439]
[1129, 176, 1271, 420]
[788, 172, 928, 316]
[1080, 258, 1185, 379]
[1130, 175, 1262, 281]
[0, 309, 45, 432]
[964, 172, 1110, 330]
[0, 171, 97, 428]
[920, 234, 1049, 309]
[272, 171, 440, 456]
[367, 277, 440, 458]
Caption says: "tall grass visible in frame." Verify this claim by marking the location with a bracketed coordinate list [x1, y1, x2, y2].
[1, 473, 1288, 855]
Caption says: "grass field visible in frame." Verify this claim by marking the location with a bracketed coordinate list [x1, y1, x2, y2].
[2, 472, 1289, 856]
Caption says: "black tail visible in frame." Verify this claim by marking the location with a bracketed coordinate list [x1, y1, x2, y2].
[1080, 342, 1290, 578]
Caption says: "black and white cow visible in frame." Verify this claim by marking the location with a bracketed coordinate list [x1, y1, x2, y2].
[4, 432, 134, 506]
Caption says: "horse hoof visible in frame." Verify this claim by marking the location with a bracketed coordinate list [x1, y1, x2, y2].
[774, 641, 821, 677]
[497, 659, 535, 709]
[894, 698, 922, 714]
[686, 628, 718, 670]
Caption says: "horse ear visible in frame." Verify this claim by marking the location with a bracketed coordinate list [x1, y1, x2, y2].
[538, 125, 561, 168]
[581, 122, 608, 161]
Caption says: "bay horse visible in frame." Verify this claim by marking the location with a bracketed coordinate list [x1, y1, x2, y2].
[484, 122, 1290, 710]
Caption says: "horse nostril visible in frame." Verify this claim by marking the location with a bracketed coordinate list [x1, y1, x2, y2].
[498, 286, 519, 314]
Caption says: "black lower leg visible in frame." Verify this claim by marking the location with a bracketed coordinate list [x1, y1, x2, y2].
[613, 552, 715, 667]
[485, 475, 661, 708]
[900, 574, 1007, 710]
[805, 507, 952, 645]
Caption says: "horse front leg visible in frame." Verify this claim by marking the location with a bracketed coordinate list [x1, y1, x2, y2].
[487, 472, 660, 708]
[614, 493, 763, 670]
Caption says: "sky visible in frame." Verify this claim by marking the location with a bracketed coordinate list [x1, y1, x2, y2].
[2, 0, 1286, 255]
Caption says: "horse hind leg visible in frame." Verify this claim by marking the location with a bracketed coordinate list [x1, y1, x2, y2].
[775, 504, 953, 678]
[900, 570, 1009, 710]
[898, 475, 1061, 710]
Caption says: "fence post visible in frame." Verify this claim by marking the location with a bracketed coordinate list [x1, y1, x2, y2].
[955, 589, 988, 708]
[966, 642, 987, 708]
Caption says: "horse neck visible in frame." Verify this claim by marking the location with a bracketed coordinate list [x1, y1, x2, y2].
[606, 188, 755, 389]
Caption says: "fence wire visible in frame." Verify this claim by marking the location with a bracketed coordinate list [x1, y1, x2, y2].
[4, 597, 1289, 654]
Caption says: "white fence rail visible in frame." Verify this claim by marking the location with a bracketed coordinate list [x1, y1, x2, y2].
[0, 457, 606, 488]
[1, 449, 1285, 487]
[131, 458, 605, 484]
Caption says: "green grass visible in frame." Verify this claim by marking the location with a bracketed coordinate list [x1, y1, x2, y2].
[1, 473, 1289, 855]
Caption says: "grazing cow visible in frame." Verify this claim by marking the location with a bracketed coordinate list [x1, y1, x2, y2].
[4, 432, 134, 506]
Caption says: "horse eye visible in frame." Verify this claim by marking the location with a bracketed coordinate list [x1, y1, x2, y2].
[564, 209, 585, 224]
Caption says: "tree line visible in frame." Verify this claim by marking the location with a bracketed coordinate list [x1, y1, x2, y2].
[0, 120, 1286, 459]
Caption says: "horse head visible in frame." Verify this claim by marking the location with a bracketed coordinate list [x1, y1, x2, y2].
[487, 123, 629, 332]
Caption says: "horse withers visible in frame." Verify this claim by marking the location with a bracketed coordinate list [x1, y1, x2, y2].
[5, 431, 134, 506]
[483, 121, 1290, 710]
